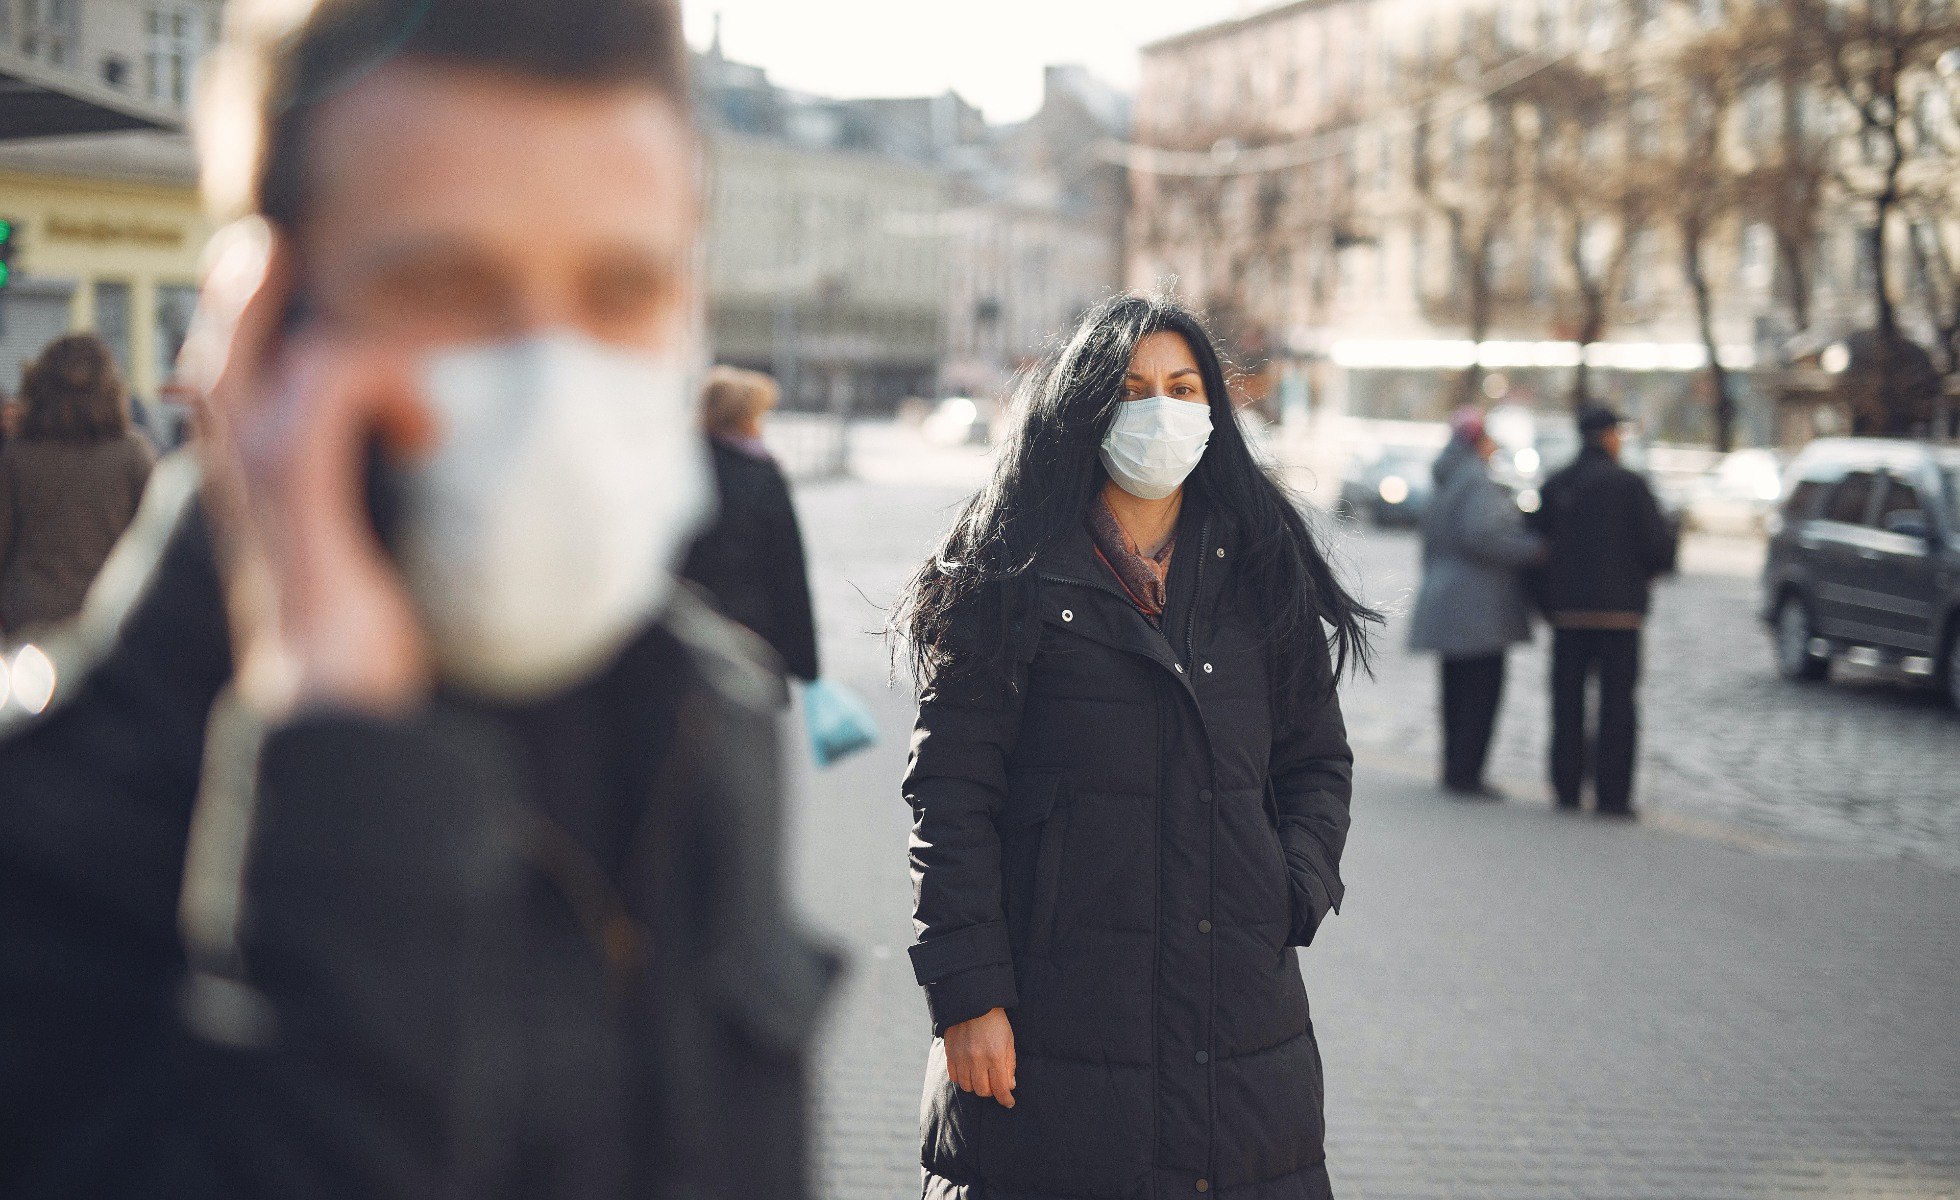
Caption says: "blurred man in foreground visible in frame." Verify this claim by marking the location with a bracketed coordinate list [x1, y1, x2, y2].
[1530, 405, 1677, 818]
[0, 1, 833, 1196]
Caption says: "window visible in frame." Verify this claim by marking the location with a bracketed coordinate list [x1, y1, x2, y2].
[1823, 471, 1879, 525]
[156, 283, 199, 386]
[1781, 479, 1827, 522]
[1875, 475, 1926, 531]
[1629, 91, 1662, 156]
[147, 3, 214, 106]
[1739, 222, 1773, 288]
[19, 0, 78, 66]
[94, 281, 134, 377]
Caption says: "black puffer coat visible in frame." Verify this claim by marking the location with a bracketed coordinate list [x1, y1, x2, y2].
[906, 494, 1354, 1200]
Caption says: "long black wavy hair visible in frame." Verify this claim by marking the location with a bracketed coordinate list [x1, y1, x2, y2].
[894, 293, 1378, 698]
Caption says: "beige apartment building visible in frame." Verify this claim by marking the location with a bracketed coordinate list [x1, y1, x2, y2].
[1128, 0, 1913, 444]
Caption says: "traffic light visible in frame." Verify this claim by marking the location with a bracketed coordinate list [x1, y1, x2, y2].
[0, 219, 16, 289]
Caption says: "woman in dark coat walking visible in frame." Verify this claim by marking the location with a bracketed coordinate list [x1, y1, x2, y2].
[681, 366, 820, 683]
[0, 333, 155, 638]
[897, 296, 1377, 1199]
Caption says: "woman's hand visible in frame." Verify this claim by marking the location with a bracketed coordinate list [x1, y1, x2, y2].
[944, 1006, 1016, 1109]
[184, 220, 437, 719]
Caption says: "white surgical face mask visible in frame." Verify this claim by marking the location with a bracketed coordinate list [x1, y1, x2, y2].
[1098, 395, 1213, 500]
[394, 332, 714, 701]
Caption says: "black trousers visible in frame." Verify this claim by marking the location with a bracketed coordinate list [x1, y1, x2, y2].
[1549, 627, 1642, 812]
[1440, 653, 1506, 791]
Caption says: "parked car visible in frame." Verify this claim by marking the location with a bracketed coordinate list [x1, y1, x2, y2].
[1683, 448, 1785, 536]
[1760, 438, 1960, 707]
[1339, 442, 1437, 526]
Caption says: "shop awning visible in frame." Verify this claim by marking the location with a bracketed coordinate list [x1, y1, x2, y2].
[0, 49, 185, 141]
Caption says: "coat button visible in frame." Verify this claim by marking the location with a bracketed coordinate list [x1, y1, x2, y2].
[1199, 789, 1212, 803]
[1198, 920, 1212, 934]
[1195, 1050, 1209, 1064]
[1215, 547, 1225, 558]
[1202, 662, 1213, 674]
[1061, 609, 1073, 622]
[1196, 1181, 1210, 1194]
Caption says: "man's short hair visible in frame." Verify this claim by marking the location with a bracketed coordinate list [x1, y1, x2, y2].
[200, 0, 693, 228]
[701, 366, 781, 436]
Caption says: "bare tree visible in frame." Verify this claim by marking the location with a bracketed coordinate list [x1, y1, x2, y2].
[1404, 12, 1535, 407]
[1661, 14, 1748, 449]
[1787, 0, 1960, 432]
[1520, 46, 1657, 409]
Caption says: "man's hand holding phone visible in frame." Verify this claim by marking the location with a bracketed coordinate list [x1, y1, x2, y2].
[184, 220, 437, 719]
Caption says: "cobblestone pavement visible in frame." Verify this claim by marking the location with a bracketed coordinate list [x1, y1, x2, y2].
[785, 463, 1960, 1200]
[1333, 521, 1960, 868]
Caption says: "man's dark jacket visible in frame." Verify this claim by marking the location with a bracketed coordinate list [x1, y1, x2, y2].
[681, 438, 820, 683]
[907, 493, 1351, 1200]
[0, 463, 836, 1199]
[1530, 445, 1677, 617]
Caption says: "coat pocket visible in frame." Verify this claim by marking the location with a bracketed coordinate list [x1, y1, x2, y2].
[998, 772, 1068, 961]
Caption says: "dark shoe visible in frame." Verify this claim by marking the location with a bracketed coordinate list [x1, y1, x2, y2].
[1553, 798, 1582, 813]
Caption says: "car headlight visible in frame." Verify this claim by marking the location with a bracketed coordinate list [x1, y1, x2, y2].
[1378, 475, 1410, 504]
[1516, 487, 1541, 514]
[1514, 447, 1541, 475]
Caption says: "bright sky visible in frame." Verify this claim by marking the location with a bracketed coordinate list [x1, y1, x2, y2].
[682, 1, 1259, 125]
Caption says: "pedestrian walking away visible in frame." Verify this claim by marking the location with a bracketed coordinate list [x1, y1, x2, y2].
[0, 2, 836, 1196]
[682, 365, 821, 685]
[1529, 405, 1677, 817]
[1407, 406, 1543, 797]
[0, 333, 156, 639]
[896, 294, 1379, 1199]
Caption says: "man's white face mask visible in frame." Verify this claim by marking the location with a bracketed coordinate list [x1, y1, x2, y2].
[393, 332, 714, 701]
[1099, 395, 1213, 501]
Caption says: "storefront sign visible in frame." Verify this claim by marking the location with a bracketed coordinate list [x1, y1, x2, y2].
[43, 215, 186, 249]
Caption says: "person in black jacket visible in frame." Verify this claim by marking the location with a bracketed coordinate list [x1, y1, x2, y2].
[682, 366, 820, 684]
[0, 1, 834, 1196]
[895, 295, 1379, 1200]
[1529, 405, 1678, 817]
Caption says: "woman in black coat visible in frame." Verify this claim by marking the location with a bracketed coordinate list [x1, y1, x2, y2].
[681, 366, 820, 683]
[897, 296, 1377, 1199]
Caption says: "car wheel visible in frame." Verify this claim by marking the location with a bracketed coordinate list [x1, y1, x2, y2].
[1775, 595, 1830, 682]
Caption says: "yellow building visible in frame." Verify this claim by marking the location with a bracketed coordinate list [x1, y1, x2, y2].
[0, 138, 211, 405]
[0, 0, 222, 412]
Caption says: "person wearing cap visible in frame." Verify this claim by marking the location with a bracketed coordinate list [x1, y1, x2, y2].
[1408, 407, 1544, 797]
[1528, 405, 1677, 817]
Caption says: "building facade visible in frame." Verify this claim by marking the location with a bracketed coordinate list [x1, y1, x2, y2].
[696, 39, 1130, 414]
[1128, 0, 1939, 445]
[0, 0, 218, 408]
[696, 42, 959, 415]
[940, 65, 1131, 402]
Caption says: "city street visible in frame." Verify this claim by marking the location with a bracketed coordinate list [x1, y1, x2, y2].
[784, 435, 1960, 1199]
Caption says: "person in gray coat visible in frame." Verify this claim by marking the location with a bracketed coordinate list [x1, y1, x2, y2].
[1407, 408, 1543, 796]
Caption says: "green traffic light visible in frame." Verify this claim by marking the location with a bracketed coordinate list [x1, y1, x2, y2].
[0, 220, 13, 241]
[0, 263, 11, 286]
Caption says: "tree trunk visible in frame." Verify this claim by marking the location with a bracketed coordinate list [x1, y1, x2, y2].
[1683, 219, 1734, 451]
[1565, 221, 1611, 411]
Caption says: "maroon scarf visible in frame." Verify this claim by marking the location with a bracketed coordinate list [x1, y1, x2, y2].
[1087, 495, 1175, 625]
